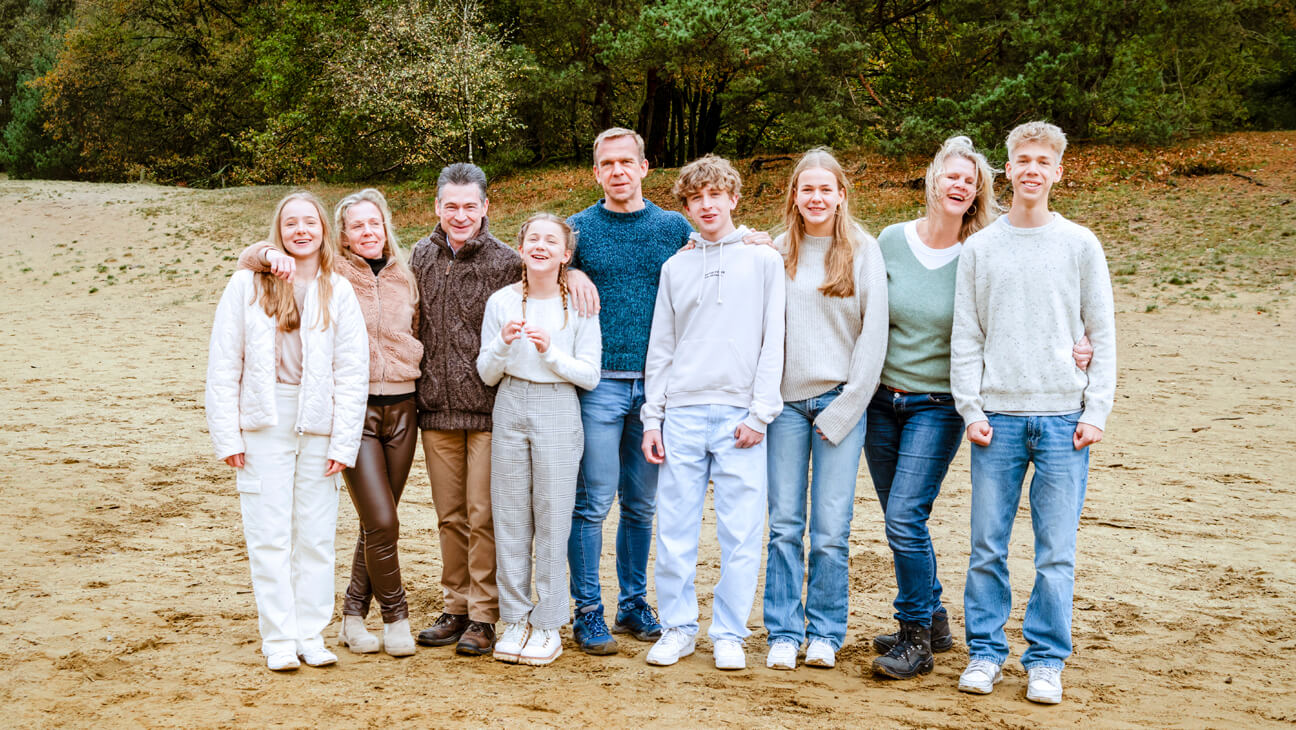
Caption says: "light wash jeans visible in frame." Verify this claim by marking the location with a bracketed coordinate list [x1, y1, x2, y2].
[569, 378, 657, 614]
[763, 386, 866, 650]
[655, 404, 767, 643]
[965, 412, 1089, 670]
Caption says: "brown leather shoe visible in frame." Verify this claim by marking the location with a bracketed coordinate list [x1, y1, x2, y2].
[455, 621, 496, 655]
[416, 613, 468, 647]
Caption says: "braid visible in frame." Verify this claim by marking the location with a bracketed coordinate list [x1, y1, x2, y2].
[520, 265, 529, 322]
[558, 262, 570, 328]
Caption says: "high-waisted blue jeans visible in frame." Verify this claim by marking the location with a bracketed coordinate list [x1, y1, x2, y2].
[863, 387, 963, 625]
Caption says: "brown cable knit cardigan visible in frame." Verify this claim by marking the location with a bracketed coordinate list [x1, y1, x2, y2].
[410, 218, 523, 432]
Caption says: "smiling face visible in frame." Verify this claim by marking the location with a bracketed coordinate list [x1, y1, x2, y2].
[278, 199, 325, 261]
[342, 200, 386, 260]
[593, 135, 649, 212]
[684, 184, 739, 241]
[435, 183, 488, 248]
[935, 155, 978, 218]
[519, 219, 572, 277]
[793, 167, 843, 236]
[1005, 140, 1063, 207]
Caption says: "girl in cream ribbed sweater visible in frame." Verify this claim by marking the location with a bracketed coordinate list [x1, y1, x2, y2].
[762, 149, 888, 671]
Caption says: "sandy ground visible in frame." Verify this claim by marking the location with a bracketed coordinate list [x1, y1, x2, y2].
[0, 178, 1293, 729]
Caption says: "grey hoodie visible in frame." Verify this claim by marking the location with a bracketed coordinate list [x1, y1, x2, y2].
[641, 226, 786, 433]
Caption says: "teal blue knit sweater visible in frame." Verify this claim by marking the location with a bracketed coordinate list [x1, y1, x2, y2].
[568, 199, 692, 373]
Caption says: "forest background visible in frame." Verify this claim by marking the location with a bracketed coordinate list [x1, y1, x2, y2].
[1, 0, 1294, 186]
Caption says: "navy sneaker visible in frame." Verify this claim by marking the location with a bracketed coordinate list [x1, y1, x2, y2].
[612, 599, 662, 642]
[572, 608, 618, 655]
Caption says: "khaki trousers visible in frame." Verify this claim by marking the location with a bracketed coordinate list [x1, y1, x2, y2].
[422, 429, 498, 623]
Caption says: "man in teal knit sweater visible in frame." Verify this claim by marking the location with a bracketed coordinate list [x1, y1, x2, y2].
[564, 128, 692, 654]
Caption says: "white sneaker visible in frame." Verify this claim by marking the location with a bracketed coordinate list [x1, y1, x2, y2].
[713, 639, 746, 670]
[646, 627, 696, 666]
[765, 639, 797, 670]
[494, 622, 530, 664]
[519, 627, 562, 666]
[1026, 666, 1064, 704]
[958, 658, 1003, 694]
[804, 638, 835, 668]
[297, 646, 338, 667]
[266, 651, 300, 672]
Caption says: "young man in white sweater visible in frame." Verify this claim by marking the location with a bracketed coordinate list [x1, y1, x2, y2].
[950, 122, 1116, 705]
[640, 155, 786, 671]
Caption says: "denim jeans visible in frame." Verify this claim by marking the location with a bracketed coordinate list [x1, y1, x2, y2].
[863, 388, 963, 625]
[965, 412, 1089, 670]
[763, 386, 866, 650]
[568, 378, 657, 614]
[655, 405, 766, 643]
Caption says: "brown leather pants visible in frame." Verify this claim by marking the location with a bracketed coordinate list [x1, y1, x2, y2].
[341, 395, 417, 622]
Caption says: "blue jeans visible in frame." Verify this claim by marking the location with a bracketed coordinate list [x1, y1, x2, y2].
[763, 387, 866, 650]
[863, 388, 963, 625]
[568, 378, 657, 613]
[965, 412, 1089, 670]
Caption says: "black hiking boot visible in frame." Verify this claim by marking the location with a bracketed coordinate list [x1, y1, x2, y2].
[871, 621, 935, 679]
[873, 611, 953, 654]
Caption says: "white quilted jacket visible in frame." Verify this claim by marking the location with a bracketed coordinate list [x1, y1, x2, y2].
[205, 269, 369, 466]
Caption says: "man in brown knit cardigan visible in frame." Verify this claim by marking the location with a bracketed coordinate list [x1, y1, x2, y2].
[410, 163, 522, 655]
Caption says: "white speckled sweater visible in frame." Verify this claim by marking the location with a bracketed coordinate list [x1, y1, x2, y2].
[950, 213, 1117, 430]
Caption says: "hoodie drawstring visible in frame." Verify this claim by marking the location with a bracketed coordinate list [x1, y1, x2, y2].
[692, 226, 748, 305]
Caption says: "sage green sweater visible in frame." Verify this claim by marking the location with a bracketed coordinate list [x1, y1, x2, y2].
[876, 221, 960, 393]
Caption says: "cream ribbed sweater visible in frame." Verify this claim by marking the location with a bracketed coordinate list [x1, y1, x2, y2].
[776, 231, 889, 445]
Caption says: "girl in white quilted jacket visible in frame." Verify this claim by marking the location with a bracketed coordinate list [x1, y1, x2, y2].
[205, 191, 369, 672]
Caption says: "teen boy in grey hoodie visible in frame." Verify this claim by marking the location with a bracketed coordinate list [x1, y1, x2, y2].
[639, 155, 786, 671]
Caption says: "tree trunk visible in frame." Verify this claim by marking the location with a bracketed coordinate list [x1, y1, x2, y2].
[640, 69, 674, 166]
[699, 80, 725, 155]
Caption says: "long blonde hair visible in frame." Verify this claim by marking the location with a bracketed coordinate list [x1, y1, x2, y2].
[258, 191, 336, 332]
[516, 213, 575, 329]
[335, 188, 419, 305]
[923, 136, 1001, 242]
[781, 148, 865, 298]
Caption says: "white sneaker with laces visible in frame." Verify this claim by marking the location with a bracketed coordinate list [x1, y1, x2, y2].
[713, 639, 746, 670]
[646, 627, 696, 666]
[297, 646, 338, 667]
[493, 622, 530, 663]
[765, 639, 797, 670]
[958, 658, 1003, 694]
[804, 638, 835, 668]
[266, 651, 300, 671]
[1026, 665, 1064, 704]
[519, 627, 563, 666]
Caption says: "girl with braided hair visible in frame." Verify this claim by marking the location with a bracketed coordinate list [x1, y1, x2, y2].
[476, 213, 602, 666]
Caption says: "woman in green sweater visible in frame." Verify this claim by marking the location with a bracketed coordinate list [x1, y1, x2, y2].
[866, 136, 1091, 679]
